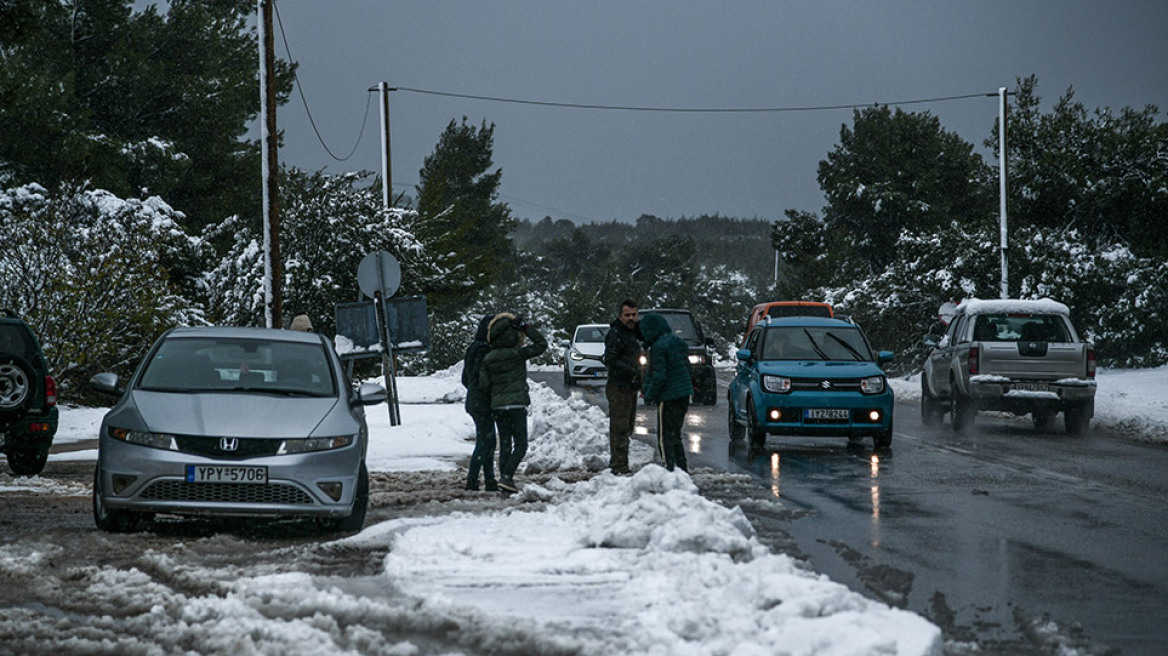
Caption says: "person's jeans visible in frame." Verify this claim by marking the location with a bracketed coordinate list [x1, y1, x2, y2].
[656, 397, 690, 472]
[605, 384, 638, 473]
[467, 410, 496, 484]
[494, 407, 528, 480]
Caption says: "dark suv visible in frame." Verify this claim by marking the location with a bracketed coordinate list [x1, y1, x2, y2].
[0, 309, 59, 476]
[640, 308, 718, 405]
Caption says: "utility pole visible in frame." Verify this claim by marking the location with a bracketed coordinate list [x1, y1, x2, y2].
[997, 87, 1009, 299]
[374, 81, 394, 208]
[259, 0, 283, 327]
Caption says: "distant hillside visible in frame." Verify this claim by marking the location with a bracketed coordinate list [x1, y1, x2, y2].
[514, 214, 777, 287]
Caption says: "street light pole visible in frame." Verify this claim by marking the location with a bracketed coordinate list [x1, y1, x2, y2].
[998, 87, 1009, 299]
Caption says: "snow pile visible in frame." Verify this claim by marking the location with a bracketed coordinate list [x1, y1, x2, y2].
[360, 465, 942, 656]
[525, 381, 656, 473]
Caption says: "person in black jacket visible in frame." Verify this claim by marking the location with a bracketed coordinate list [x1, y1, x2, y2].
[462, 314, 497, 491]
[602, 299, 643, 475]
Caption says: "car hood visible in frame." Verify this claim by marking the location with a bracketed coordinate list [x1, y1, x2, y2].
[573, 342, 605, 358]
[128, 390, 341, 437]
[756, 360, 886, 378]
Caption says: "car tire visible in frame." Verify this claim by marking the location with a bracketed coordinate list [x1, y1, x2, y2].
[920, 372, 944, 427]
[92, 468, 144, 533]
[727, 405, 745, 442]
[699, 381, 718, 406]
[950, 376, 975, 432]
[874, 418, 893, 449]
[1064, 403, 1090, 435]
[6, 444, 49, 477]
[746, 399, 767, 456]
[563, 368, 574, 387]
[0, 354, 34, 418]
[325, 463, 369, 534]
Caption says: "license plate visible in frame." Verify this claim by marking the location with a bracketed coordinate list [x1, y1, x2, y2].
[185, 465, 268, 484]
[806, 408, 849, 420]
[1013, 382, 1050, 392]
[593, 372, 606, 378]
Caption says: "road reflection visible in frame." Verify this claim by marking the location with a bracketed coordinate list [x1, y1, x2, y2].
[870, 453, 882, 547]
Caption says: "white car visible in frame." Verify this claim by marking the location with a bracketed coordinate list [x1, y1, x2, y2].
[563, 323, 609, 386]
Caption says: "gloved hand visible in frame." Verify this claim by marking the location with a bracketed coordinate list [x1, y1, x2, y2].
[510, 316, 529, 331]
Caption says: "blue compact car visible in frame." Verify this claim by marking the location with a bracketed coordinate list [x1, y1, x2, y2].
[728, 316, 894, 453]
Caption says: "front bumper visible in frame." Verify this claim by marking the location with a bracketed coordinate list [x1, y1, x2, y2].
[754, 390, 894, 437]
[567, 358, 607, 380]
[95, 436, 362, 519]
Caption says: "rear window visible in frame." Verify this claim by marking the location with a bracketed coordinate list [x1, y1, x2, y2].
[766, 304, 833, 319]
[140, 336, 336, 395]
[0, 324, 37, 362]
[972, 314, 1069, 343]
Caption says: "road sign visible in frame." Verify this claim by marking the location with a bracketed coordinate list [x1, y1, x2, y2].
[357, 251, 401, 299]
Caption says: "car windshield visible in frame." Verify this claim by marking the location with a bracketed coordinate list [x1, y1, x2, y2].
[758, 326, 874, 361]
[138, 336, 336, 396]
[573, 326, 609, 343]
[971, 314, 1070, 343]
[656, 313, 701, 343]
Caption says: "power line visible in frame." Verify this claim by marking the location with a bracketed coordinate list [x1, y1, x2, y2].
[273, 0, 372, 161]
[392, 86, 992, 114]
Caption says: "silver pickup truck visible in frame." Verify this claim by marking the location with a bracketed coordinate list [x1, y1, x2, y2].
[921, 298, 1097, 434]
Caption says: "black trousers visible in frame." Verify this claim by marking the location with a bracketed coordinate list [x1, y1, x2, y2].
[467, 410, 496, 484]
[494, 407, 528, 480]
[656, 396, 690, 472]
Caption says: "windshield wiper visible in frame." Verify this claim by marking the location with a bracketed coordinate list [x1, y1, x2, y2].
[825, 332, 866, 361]
[802, 329, 831, 360]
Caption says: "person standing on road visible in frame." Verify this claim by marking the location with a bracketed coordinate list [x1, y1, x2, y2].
[602, 299, 643, 475]
[462, 314, 498, 492]
[638, 312, 693, 472]
[478, 312, 548, 493]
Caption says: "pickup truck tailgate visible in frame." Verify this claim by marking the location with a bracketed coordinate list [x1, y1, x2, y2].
[980, 342, 1087, 379]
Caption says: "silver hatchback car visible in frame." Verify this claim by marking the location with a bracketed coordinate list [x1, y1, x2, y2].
[90, 326, 386, 533]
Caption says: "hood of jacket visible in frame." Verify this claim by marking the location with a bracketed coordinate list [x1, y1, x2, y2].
[474, 313, 494, 342]
[638, 312, 671, 346]
[488, 312, 523, 348]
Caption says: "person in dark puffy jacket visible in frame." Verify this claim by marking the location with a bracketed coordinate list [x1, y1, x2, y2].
[602, 299, 642, 475]
[462, 314, 497, 491]
[639, 312, 694, 472]
[478, 312, 547, 493]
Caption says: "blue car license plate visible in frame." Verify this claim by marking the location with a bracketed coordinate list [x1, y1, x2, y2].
[186, 465, 268, 484]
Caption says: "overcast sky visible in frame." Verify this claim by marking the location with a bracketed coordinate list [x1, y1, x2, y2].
[235, 1, 1167, 224]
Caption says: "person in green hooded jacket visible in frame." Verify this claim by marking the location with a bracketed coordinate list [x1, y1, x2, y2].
[478, 312, 547, 492]
[639, 312, 694, 472]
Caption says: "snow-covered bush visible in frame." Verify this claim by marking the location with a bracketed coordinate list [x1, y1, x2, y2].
[0, 183, 206, 398]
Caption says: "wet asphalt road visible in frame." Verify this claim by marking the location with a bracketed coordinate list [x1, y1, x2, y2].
[532, 370, 1168, 656]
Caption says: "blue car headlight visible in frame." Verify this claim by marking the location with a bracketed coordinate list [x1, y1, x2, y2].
[762, 375, 792, 394]
[860, 376, 886, 395]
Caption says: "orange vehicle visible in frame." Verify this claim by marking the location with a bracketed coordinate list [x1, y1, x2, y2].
[742, 301, 834, 343]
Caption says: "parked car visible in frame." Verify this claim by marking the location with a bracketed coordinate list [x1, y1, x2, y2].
[89, 326, 386, 533]
[728, 315, 894, 453]
[920, 298, 1096, 434]
[741, 301, 834, 343]
[0, 309, 59, 476]
[563, 323, 609, 386]
[639, 308, 718, 405]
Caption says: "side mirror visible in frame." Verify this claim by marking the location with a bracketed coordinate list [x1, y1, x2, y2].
[355, 382, 388, 406]
[736, 349, 753, 362]
[877, 350, 895, 364]
[89, 372, 123, 397]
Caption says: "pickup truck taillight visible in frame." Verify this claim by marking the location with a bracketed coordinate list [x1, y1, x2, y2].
[1086, 347, 1096, 379]
[45, 375, 57, 407]
[967, 346, 979, 376]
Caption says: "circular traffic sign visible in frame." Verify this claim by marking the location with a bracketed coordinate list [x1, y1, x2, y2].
[357, 251, 401, 299]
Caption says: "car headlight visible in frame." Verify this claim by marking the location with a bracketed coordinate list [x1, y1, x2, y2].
[569, 348, 584, 361]
[278, 435, 355, 454]
[639, 354, 648, 366]
[860, 376, 886, 395]
[688, 354, 707, 365]
[762, 375, 792, 394]
[108, 427, 177, 450]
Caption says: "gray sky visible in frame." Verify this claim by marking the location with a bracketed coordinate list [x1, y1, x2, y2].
[257, 1, 1167, 224]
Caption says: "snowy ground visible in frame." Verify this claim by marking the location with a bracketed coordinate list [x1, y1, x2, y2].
[9, 365, 1167, 655]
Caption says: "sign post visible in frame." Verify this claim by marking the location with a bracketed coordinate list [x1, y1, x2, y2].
[357, 251, 402, 425]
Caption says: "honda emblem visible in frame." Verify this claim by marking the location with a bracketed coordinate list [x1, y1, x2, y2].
[219, 437, 239, 452]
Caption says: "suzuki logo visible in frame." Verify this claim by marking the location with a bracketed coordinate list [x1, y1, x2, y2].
[820, 380, 832, 389]
[219, 437, 239, 452]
